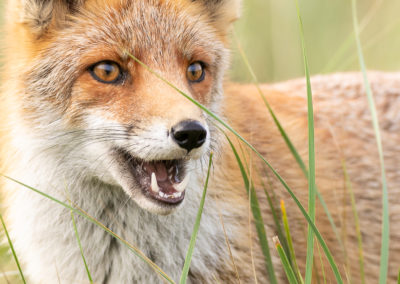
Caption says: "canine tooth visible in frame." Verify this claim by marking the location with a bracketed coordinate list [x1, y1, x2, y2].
[173, 174, 190, 193]
[151, 173, 159, 193]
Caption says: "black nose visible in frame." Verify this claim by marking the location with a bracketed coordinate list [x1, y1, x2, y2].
[171, 120, 207, 152]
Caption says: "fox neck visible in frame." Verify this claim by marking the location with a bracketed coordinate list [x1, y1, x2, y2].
[6, 145, 226, 283]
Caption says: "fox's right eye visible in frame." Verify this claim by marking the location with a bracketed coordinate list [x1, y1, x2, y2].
[89, 61, 123, 84]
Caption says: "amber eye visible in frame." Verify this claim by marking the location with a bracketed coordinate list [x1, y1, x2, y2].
[90, 61, 123, 84]
[187, 62, 205, 83]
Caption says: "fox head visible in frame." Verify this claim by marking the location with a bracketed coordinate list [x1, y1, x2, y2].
[6, 0, 240, 214]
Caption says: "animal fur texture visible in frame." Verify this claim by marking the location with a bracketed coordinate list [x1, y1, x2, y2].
[1, 0, 399, 283]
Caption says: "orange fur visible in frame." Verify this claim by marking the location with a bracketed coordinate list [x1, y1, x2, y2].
[1, 0, 399, 283]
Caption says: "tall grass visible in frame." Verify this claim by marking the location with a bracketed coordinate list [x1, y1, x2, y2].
[351, 0, 390, 283]
[0, 213, 25, 283]
[225, 134, 277, 283]
[124, 52, 344, 283]
[179, 153, 213, 284]
[2, 175, 176, 283]
[293, 1, 317, 282]
[0, 0, 398, 282]
[70, 211, 93, 283]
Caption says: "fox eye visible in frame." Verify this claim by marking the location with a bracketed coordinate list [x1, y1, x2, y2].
[187, 62, 205, 83]
[90, 61, 123, 84]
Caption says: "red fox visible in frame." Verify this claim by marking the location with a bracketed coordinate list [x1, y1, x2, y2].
[1, 0, 399, 283]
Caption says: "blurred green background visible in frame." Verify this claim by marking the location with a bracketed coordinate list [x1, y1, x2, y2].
[1, 0, 400, 282]
[231, 0, 400, 83]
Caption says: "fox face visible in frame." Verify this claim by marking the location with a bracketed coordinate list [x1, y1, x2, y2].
[13, 0, 239, 214]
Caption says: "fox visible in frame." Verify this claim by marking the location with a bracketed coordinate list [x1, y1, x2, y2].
[1, 0, 399, 283]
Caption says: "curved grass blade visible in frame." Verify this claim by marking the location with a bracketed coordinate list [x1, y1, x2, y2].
[0, 213, 26, 284]
[274, 236, 299, 284]
[179, 153, 213, 284]
[281, 200, 304, 284]
[125, 52, 343, 283]
[341, 159, 365, 283]
[225, 134, 277, 284]
[2, 175, 175, 284]
[351, 1, 390, 283]
[234, 33, 343, 253]
[70, 211, 93, 283]
[293, 1, 317, 283]
[316, 241, 327, 284]
[260, 176, 291, 261]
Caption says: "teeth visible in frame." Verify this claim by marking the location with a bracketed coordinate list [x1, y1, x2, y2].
[173, 192, 182, 198]
[151, 172, 160, 193]
[158, 191, 182, 199]
[173, 174, 190, 193]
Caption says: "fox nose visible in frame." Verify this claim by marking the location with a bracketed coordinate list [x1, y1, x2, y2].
[171, 120, 207, 152]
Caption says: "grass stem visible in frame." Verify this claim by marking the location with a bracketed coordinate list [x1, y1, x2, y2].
[179, 153, 213, 284]
[0, 213, 26, 284]
[125, 51, 343, 284]
[293, 1, 317, 283]
[351, 1, 390, 283]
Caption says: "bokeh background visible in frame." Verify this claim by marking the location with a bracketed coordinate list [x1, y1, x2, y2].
[231, 0, 400, 83]
[0, 0, 400, 282]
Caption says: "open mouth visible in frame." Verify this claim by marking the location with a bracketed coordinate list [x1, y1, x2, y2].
[119, 150, 189, 205]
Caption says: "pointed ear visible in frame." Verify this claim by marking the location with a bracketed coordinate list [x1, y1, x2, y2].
[19, 0, 85, 36]
[194, 0, 241, 34]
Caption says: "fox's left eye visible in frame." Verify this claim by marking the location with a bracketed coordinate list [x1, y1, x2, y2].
[187, 62, 205, 83]
[90, 61, 123, 84]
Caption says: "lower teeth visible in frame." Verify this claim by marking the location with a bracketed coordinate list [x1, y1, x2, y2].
[158, 191, 182, 199]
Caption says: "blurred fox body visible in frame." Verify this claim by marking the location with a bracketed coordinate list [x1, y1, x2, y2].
[1, 0, 399, 283]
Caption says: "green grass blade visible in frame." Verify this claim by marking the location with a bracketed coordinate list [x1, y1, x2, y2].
[0, 213, 26, 284]
[225, 134, 277, 284]
[70, 211, 93, 283]
[293, 1, 317, 283]
[316, 241, 327, 284]
[234, 31, 343, 253]
[2, 175, 175, 284]
[260, 177, 291, 261]
[125, 52, 343, 283]
[273, 236, 299, 284]
[281, 200, 304, 284]
[342, 159, 365, 283]
[351, 1, 390, 283]
[397, 268, 400, 284]
[179, 153, 213, 284]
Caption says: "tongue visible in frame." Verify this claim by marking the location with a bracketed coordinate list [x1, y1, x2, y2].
[143, 161, 168, 181]
[155, 162, 168, 181]
[144, 161, 179, 194]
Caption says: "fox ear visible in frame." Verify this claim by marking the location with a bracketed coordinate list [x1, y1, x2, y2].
[194, 0, 241, 34]
[19, 0, 84, 36]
